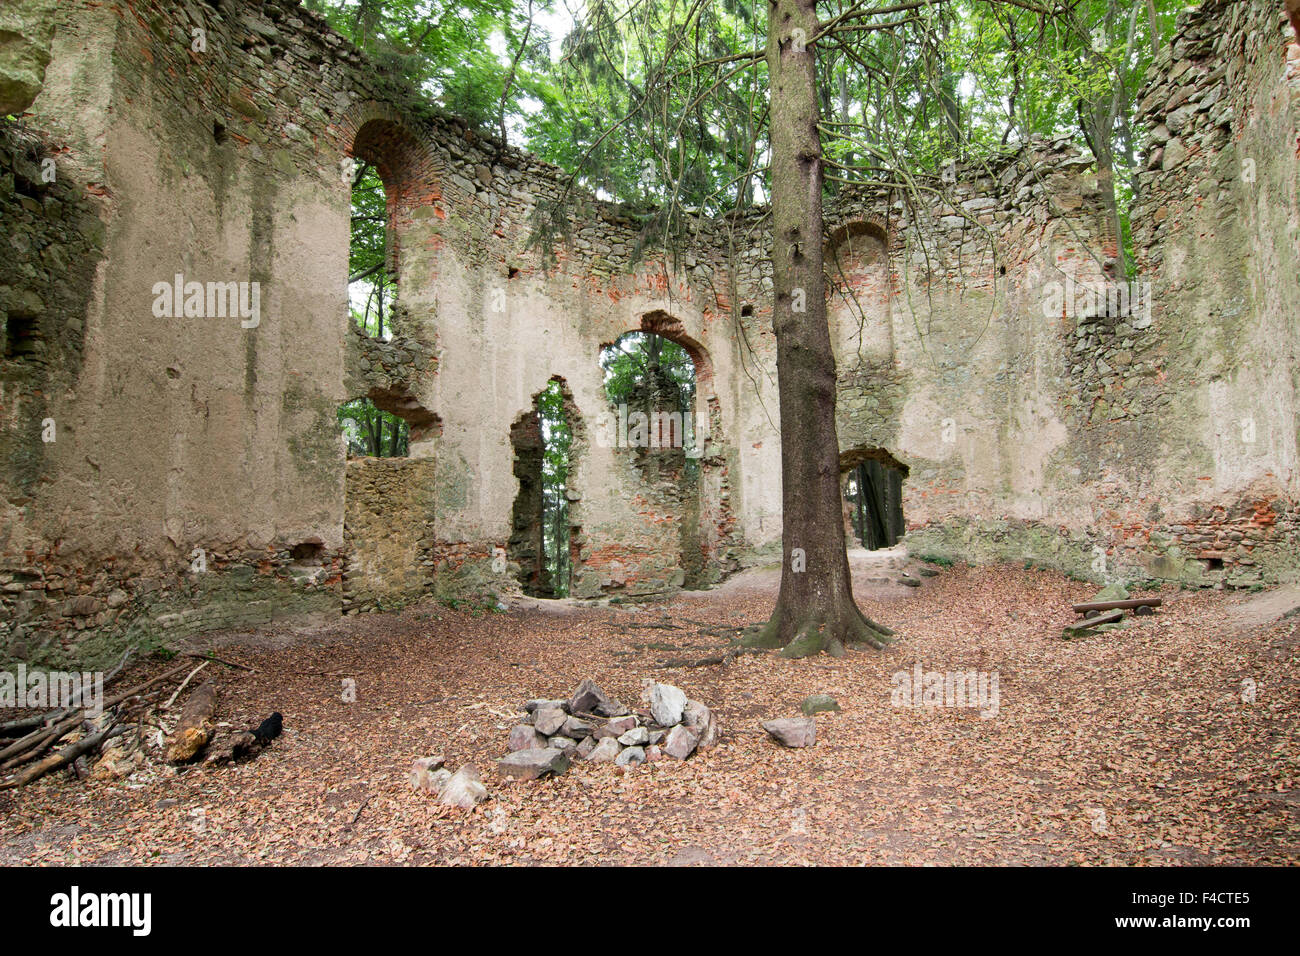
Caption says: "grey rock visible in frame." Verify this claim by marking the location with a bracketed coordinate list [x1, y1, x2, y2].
[683, 699, 719, 748]
[533, 704, 568, 736]
[523, 698, 565, 713]
[440, 764, 488, 808]
[508, 724, 548, 752]
[663, 724, 700, 760]
[605, 714, 638, 735]
[596, 698, 629, 717]
[1162, 137, 1188, 170]
[585, 736, 622, 762]
[649, 683, 687, 726]
[427, 768, 454, 792]
[497, 748, 571, 780]
[762, 717, 817, 748]
[617, 726, 649, 746]
[547, 735, 578, 754]
[568, 679, 619, 715]
[576, 736, 598, 759]
[615, 746, 646, 767]
[409, 755, 446, 791]
[561, 716, 596, 738]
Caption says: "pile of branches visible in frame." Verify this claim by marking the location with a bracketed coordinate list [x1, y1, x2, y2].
[0, 651, 253, 789]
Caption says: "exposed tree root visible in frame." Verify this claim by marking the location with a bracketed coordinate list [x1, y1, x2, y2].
[742, 600, 895, 658]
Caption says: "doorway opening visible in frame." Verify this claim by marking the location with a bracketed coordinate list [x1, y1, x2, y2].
[509, 378, 578, 598]
[841, 448, 907, 550]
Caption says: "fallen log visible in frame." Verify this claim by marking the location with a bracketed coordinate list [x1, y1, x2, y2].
[165, 679, 219, 764]
[1063, 609, 1124, 636]
[1072, 598, 1162, 616]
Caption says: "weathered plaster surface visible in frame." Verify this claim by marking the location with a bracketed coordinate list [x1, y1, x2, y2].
[1, 0, 1297, 667]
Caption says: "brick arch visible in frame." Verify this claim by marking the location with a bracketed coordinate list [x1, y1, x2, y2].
[338, 103, 441, 207]
[828, 216, 891, 245]
[635, 309, 715, 396]
[338, 106, 442, 287]
[825, 218, 890, 267]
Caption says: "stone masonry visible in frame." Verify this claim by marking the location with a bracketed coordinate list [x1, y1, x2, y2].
[1, 0, 1297, 667]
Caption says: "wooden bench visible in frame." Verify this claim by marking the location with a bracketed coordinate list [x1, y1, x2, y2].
[1072, 598, 1162, 618]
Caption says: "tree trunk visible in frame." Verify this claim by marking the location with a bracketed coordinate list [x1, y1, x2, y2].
[1289, 0, 1300, 39]
[165, 679, 218, 764]
[745, 0, 893, 658]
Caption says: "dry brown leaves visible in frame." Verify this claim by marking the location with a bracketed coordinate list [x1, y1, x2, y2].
[0, 564, 1296, 866]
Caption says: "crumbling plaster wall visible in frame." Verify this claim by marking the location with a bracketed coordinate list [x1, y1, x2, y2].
[1, 0, 747, 665]
[3, 0, 375, 666]
[728, 0, 1300, 588]
[374, 108, 745, 599]
[3, 0, 1298, 668]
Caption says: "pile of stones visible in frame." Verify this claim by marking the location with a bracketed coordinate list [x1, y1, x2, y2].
[497, 679, 718, 779]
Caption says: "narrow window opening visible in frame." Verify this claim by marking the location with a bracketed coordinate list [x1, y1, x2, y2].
[3, 313, 41, 360]
[348, 160, 395, 340]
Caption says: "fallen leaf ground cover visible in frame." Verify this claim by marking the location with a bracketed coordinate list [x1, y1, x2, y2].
[1, 563, 1295, 866]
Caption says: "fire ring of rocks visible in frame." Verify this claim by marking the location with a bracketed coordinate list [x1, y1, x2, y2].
[498, 679, 719, 780]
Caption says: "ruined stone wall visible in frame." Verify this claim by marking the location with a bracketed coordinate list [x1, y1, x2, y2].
[725, 137, 1120, 572]
[1117, 0, 1300, 587]
[725, 0, 1300, 589]
[0, 0, 745, 665]
[343, 457, 437, 612]
[2, 0, 373, 665]
[3, 0, 1298, 667]
[360, 99, 744, 603]
[883, 0, 1296, 586]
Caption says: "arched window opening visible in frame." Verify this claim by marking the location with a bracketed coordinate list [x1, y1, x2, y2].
[509, 378, 576, 598]
[600, 331, 699, 482]
[348, 160, 395, 339]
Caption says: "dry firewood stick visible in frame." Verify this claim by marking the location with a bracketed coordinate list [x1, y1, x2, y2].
[164, 661, 209, 710]
[0, 723, 128, 790]
[0, 659, 191, 765]
[0, 648, 134, 737]
[184, 652, 254, 672]
[0, 727, 62, 770]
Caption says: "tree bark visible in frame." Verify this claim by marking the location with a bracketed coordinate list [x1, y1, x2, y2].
[744, 0, 893, 658]
[165, 679, 218, 764]
[1289, 0, 1300, 39]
